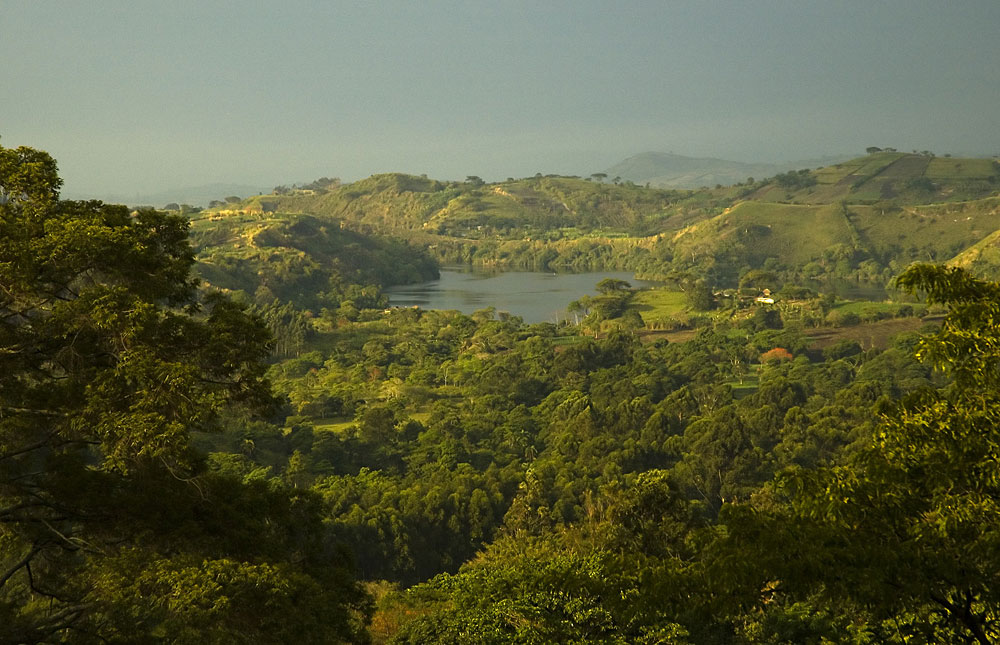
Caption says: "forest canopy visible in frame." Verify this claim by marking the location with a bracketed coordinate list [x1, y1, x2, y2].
[0, 143, 370, 643]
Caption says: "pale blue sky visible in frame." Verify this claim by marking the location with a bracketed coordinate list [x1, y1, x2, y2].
[3, 1, 999, 197]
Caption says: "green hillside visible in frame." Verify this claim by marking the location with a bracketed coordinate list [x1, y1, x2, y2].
[667, 202, 854, 281]
[750, 152, 1000, 204]
[657, 154, 1000, 283]
[947, 201, 1000, 278]
[215, 173, 701, 239]
[205, 153, 1000, 288]
[188, 211, 438, 307]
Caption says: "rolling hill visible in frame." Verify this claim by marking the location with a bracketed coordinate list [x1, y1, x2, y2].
[187, 211, 438, 307]
[198, 152, 1000, 288]
[217, 173, 698, 239]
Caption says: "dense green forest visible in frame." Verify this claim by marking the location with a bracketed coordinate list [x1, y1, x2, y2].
[6, 141, 1000, 643]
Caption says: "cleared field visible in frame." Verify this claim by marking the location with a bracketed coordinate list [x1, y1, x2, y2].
[727, 373, 760, 399]
[313, 410, 432, 434]
[813, 160, 865, 185]
[638, 316, 935, 352]
[804, 317, 933, 350]
[637, 328, 699, 344]
[878, 155, 931, 178]
[829, 197, 1000, 266]
[313, 418, 356, 433]
[760, 153, 998, 205]
[927, 157, 997, 179]
[849, 153, 907, 180]
[632, 289, 688, 324]
[831, 300, 925, 318]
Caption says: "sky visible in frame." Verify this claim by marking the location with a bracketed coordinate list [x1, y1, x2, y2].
[3, 1, 999, 199]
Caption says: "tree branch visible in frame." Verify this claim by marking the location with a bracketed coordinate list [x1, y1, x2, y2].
[0, 545, 42, 589]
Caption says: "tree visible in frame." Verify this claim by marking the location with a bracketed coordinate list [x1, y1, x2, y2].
[0, 143, 370, 641]
[595, 278, 631, 294]
[391, 537, 691, 644]
[465, 175, 485, 187]
[566, 299, 588, 325]
[759, 347, 793, 364]
[738, 269, 777, 291]
[685, 281, 715, 311]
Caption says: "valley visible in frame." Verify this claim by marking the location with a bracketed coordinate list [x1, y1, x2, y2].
[6, 142, 1000, 642]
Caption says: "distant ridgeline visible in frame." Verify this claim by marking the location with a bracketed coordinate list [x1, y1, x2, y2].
[200, 152, 1000, 289]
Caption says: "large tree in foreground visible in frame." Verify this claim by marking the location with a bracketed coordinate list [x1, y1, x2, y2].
[0, 143, 370, 642]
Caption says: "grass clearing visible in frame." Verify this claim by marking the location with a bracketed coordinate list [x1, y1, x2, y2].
[727, 373, 760, 399]
[927, 157, 997, 180]
[551, 335, 588, 346]
[409, 411, 432, 424]
[852, 153, 906, 178]
[313, 418, 357, 433]
[313, 409, 433, 434]
[638, 328, 699, 344]
[831, 300, 922, 317]
[878, 155, 931, 178]
[632, 289, 688, 325]
[805, 317, 933, 350]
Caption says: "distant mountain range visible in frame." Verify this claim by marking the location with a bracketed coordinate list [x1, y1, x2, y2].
[64, 183, 271, 208]
[604, 152, 854, 188]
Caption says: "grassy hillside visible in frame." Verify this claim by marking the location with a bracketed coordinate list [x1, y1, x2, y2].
[750, 152, 1000, 204]
[851, 197, 1000, 263]
[234, 174, 692, 239]
[947, 200, 1000, 278]
[671, 202, 853, 271]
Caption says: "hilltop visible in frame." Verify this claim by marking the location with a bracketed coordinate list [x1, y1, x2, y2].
[743, 152, 1000, 204]
[217, 173, 700, 239]
[674, 154, 1000, 281]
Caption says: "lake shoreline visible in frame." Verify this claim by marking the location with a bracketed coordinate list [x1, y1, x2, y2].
[384, 268, 663, 324]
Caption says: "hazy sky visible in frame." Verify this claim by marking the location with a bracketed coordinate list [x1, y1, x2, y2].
[4, 1, 999, 198]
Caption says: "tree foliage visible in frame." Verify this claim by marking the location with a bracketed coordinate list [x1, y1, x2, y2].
[717, 265, 1000, 643]
[0, 143, 369, 642]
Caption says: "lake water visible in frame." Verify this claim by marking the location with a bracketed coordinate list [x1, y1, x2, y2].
[385, 268, 662, 324]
